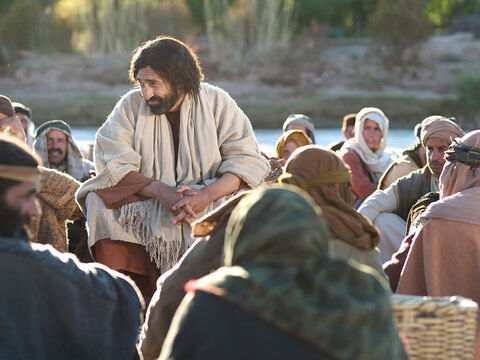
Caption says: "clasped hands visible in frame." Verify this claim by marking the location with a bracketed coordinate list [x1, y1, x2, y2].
[159, 184, 212, 226]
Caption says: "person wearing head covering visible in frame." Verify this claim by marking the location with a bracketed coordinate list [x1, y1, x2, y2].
[0, 112, 85, 254]
[379, 122, 426, 189]
[338, 107, 394, 205]
[0, 135, 142, 359]
[358, 116, 464, 264]
[397, 130, 480, 355]
[139, 191, 251, 360]
[278, 145, 383, 274]
[75, 36, 269, 304]
[275, 129, 312, 162]
[12, 102, 35, 148]
[282, 113, 316, 143]
[34, 119, 94, 182]
[159, 187, 407, 360]
[0, 95, 26, 143]
[328, 113, 356, 151]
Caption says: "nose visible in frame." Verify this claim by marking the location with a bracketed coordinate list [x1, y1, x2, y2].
[431, 149, 444, 162]
[142, 85, 153, 101]
[23, 197, 42, 218]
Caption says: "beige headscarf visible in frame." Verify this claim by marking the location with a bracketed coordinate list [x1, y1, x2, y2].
[420, 115, 464, 147]
[339, 107, 393, 181]
[34, 127, 88, 181]
[421, 130, 480, 226]
[275, 129, 312, 158]
[279, 145, 379, 250]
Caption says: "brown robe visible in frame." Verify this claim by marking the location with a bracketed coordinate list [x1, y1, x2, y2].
[397, 219, 480, 357]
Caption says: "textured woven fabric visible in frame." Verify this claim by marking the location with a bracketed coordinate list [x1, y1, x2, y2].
[190, 186, 407, 360]
[280, 145, 379, 251]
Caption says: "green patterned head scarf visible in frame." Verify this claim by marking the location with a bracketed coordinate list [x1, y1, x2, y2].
[191, 186, 406, 360]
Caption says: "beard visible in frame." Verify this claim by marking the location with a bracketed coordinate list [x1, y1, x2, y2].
[0, 200, 30, 238]
[147, 88, 180, 115]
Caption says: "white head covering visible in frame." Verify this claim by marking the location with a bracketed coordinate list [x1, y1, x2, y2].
[340, 107, 393, 181]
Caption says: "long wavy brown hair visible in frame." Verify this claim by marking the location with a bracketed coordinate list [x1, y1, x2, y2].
[129, 36, 204, 97]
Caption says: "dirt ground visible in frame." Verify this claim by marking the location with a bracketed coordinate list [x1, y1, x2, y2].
[1, 33, 479, 129]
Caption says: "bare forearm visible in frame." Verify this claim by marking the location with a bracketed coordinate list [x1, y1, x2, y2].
[204, 172, 241, 203]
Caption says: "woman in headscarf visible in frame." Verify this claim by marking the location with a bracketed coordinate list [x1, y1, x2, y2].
[263, 129, 312, 184]
[276, 129, 312, 162]
[159, 187, 407, 360]
[278, 145, 383, 274]
[338, 107, 394, 206]
[397, 130, 480, 355]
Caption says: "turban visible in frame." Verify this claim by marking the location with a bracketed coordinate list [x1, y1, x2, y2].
[0, 95, 14, 118]
[276, 129, 312, 158]
[420, 115, 464, 147]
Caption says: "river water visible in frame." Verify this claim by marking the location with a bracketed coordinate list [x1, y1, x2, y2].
[72, 127, 415, 157]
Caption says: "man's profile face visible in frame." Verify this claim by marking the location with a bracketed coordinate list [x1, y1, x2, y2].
[46, 129, 68, 166]
[362, 119, 383, 151]
[0, 181, 41, 236]
[136, 66, 180, 115]
[426, 138, 450, 177]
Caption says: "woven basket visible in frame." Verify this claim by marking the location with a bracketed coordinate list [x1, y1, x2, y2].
[392, 294, 478, 360]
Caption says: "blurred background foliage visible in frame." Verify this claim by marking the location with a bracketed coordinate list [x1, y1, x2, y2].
[1, 0, 479, 61]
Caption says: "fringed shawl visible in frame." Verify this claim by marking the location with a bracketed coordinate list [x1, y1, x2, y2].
[77, 83, 268, 271]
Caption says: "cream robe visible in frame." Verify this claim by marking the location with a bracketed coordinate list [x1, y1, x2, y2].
[76, 83, 269, 271]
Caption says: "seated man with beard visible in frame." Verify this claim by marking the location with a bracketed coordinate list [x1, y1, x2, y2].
[358, 116, 464, 264]
[397, 130, 480, 355]
[0, 96, 83, 254]
[0, 135, 142, 359]
[76, 36, 268, 303]
[34, 119, 94, 182]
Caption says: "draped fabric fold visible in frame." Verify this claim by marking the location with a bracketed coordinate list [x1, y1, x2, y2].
[76, 83, 268, 271]
[189, 187, 406, 360]
[279, 145, 379, 251]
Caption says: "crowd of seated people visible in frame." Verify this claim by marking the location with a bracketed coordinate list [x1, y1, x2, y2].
[3, 34, 480, 359]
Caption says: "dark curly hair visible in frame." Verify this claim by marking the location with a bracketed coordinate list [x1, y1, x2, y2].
[129, 36, 204, 97]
